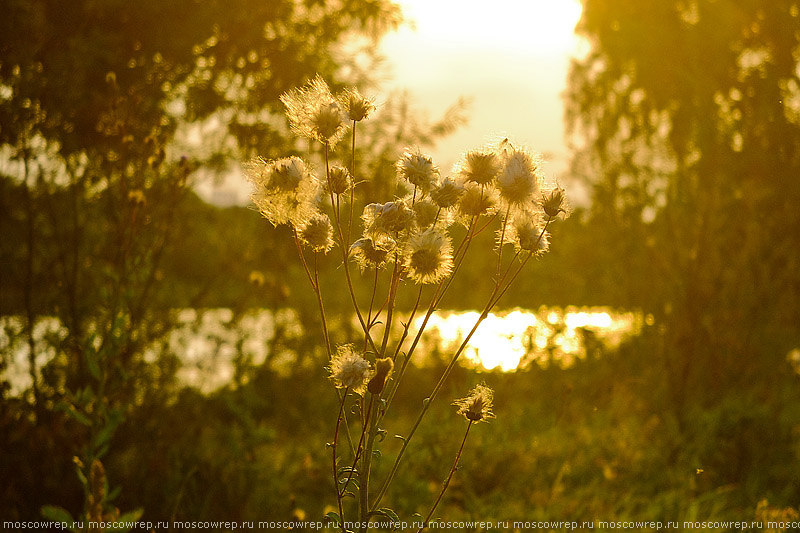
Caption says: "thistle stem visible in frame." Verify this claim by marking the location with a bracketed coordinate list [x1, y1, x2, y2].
[379, 254, 401, 356]
[359, 393, 380, 533]
[371, 223, 538, 510]
[323, 142, 379, 353]
[418, 421, 473, 533]
[332, 387, 349, 531]
[294, 230, 355, 455]
[339, 394, 373, 498]
[364, 267, 380, 351]
[391, 285, 424, 362]
[381, 217, 477, 420]
[347, 120, 356, 245]
[293, 228, 331, 358]
[495, 204, 512, 279]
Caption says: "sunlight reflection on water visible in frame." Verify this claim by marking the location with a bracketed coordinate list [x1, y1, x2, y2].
[410, 307, 641, 371]
[2, 306, 642, 395]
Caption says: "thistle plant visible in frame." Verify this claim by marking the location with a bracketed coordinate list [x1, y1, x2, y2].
[244, 76, 569, 531]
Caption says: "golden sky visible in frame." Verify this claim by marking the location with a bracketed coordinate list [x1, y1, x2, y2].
[203, 1, 585, 205]
[379, 0, 584, 179]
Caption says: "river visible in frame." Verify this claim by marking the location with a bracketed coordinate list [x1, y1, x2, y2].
[1, 306, 645, 395]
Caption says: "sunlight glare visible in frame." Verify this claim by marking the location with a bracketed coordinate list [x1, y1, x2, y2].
[380, 0, 586, 188]
[398, 0, 583, 54]
[413, 307, 639, 371]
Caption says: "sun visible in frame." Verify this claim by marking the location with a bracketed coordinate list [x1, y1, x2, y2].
[395, 0, 583, 54]
[378, 0, 585, 178]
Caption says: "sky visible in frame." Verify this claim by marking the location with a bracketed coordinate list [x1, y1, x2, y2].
[377, 0, 585, 177]
[199, 0, 586, 205]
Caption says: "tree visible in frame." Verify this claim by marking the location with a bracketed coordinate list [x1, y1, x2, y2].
[0, 0, 402, 521]
[567, 0, 800, 500]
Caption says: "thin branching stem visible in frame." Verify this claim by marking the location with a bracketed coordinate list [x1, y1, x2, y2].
[293, 228, 331, 357]
[371, 223, 548, 511]
[495, 204, 512, 279]
[391, 285, 424, 362]
[347, 120, 356, 245]
[381, 217, 478, 420]
[323, 142, 379, 353]
[332, 387, 349, 531]
[294, 228, 355, 455]
[338, 394, 373, 498]
[432, 207, 441, 227]
[418, 421, 473, 533]
[364, 267, 380, 351]
[359, 393, 380, 532]
[371, 305, 487, 511]
[473, 212, 499, 236]
[379, 253, 402, 356]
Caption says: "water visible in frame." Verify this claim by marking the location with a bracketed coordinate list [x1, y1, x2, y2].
[411, 306, 643, 371]
[1, 306, 643, 395]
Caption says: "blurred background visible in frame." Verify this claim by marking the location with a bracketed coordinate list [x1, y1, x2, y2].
[1, 0, 799, 529]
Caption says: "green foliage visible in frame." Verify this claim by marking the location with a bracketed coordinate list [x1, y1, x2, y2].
[562, 0, 800, 523]
[567, 0, 800, 420]
[1, 0, 404, 526]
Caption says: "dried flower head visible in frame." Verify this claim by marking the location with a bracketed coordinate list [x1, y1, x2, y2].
[327, 166, 351, 195]
[339, 87, 375, 122]
[457, 149, 501, 185]
[406, 228, 453, 284]
[457, 182, 498, 219]
[246, 156, 304, 192]
[431, 177, 465, 208]
[329, 345, 371, 395]
[411, 197, 440, 229]
[541, 186, 570, 221]
[453, 383, 495, 423]
[362, 200, 415, 237]
[281, 75, 348, 146]
[497, 148, 540, 207]
[396, 147, 438, 193]
[350, 237, 394, 270]
[245, 156, 319, 226]
[367, 357, 394, 394]
[508, 213, 550, 254]
[299, 213, 334, 252]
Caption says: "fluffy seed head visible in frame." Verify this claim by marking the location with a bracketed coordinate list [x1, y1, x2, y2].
[396, 148, 438, 193]
[245, 156, 307, 192]
[340, 87, 375, 122]
[299, 213, 334, 252]
[411, 197, 440, 229]
[541, 186, 570, 220]
[458, 182, 498, 219]
[457, 149, 501, 185]
[350, 237, 394, 270]
[431, 177, 465, 208]
[406, 228, 453, 284]
[454, 383, 495, 422]
[327, 166, 351, 195]
[329, 345, 371, 395]
[509, 214, 550, 254]
[362, 200, 415, 237]
[314, 101, 346, 141]
[245, 156, 319, 226]
[281, 75, 348, 146]
[497, 148, 540, 207]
